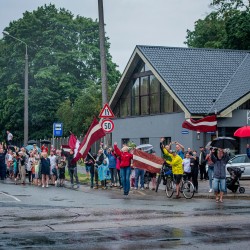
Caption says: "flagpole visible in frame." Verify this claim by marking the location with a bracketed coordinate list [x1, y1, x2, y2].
[215, 108, 219, 138]
[88, 152, 96, 161]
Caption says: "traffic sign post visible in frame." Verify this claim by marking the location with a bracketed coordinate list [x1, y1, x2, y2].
[53, 123, 63, 147]
[99, 103, 115, 119]
[101, 119, 114, 133]
[53, 123, 63, 136]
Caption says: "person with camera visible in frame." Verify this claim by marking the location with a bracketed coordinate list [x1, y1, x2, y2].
[247, 144, 250, 158]
[211, 148, 230, 203]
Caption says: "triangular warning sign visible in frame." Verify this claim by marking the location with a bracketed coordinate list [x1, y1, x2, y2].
[99, 103, 115, 118]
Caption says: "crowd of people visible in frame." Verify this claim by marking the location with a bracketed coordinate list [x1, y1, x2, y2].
[1, 130, 250, 202]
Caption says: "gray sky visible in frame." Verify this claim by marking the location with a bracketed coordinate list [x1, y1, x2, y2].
[0, 0, 212, 72]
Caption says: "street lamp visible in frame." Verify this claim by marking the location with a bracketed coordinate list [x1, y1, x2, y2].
[3, 31, 29, 146]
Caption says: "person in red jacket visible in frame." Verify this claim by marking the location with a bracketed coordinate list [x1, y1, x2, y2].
[114, 142, 133, 197]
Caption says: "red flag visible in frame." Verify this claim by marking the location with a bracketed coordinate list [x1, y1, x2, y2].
[74, 117, 106, 162]
[182, 115, 217, 132]
[133, 149, 164, 174]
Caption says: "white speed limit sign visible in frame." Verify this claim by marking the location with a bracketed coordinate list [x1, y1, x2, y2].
[101, 119, 115, 133]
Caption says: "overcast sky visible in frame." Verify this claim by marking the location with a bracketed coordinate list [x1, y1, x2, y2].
[0, 0, 212, 73]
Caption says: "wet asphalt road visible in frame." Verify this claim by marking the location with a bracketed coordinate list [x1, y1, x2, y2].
[1, 181, 250, 250]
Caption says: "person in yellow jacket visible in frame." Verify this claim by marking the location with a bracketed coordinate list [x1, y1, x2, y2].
[162, 146, 184, 198]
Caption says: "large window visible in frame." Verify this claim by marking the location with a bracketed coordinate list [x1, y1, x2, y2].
[120, 83, 131, 117]
[114, 62, 182, 117]
[140, 76, 149, 115]
[132, 79, 140, 116]
[150, 75, 160, 114]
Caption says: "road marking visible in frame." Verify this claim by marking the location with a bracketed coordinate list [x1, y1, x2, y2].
[0, 191, 21, 202]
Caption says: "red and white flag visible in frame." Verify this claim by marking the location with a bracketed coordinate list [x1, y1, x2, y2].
[74, 117, 106, 162]
[61, 145, 71, 156]
[68, 133, 80, 157]
[133, 149, 164, 174]
[182, 115, 217, 132]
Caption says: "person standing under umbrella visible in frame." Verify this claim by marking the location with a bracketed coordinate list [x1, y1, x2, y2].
[211, 148, 230, 203]
[198, 146, 208, 181]
[247, 144, 250, 158]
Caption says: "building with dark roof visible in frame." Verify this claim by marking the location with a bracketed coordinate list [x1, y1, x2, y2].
[109, 46, 250, 154]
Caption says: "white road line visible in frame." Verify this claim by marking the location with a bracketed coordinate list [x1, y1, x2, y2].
[0, 192, 21, 202]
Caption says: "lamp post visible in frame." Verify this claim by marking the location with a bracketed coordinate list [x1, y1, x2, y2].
[3, 31, 29, 146]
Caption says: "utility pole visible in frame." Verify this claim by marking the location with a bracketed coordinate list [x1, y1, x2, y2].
[98, 0, 110, 146]
[98, 0, 108, 105]
[3, 31, 29, 146]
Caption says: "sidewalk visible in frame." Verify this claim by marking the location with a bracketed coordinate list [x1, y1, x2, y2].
[74, 165, 250, 199]
[64, 177, 250, 200]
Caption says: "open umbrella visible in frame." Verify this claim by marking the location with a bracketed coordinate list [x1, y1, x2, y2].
[234, 126, 250, 138]
[27, 139, 37, 145]
[210, 137, 237, 149]
[8, 145, 16, 152]
[25, 145, 41, 153]
[136, 144, 154, 152]
[40, 139, 51, 144]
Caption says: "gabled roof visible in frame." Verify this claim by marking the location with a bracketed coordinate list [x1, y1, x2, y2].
[137, 45, 250, 116]
[110, 46, 250, 117]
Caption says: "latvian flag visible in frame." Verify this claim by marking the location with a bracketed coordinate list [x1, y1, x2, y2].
[73, 117, 106, 162]
[133, 149, 164, 174]
[182, 115, 217, 132]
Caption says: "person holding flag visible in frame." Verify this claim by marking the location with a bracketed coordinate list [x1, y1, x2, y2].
[114, 142, 133, 197]
[61, 146, 79, 189]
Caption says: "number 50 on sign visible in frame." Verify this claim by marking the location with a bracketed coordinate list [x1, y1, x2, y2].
[101, 119, 115, 133]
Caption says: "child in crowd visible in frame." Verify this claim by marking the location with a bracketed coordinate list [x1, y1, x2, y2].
[56, 150, 66, 187]
[98, 159, 110, 189]
[33, 159, 40, 186]
[13, 153, 19, 184]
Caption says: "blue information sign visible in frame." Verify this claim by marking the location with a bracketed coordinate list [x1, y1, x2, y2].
[181, 130, 189, 134]
[53, 123, 63, 137]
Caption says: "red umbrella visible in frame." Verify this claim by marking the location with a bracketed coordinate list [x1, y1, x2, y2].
[234, 126, 250, 138]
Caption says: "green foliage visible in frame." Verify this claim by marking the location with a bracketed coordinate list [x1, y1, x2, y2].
[0, 4, 121, 142]
[185, 1, 250, 50]
[185, 12, 227, 48]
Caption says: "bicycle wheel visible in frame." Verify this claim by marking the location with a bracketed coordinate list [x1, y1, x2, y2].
[155, 175, 161, 192]
[182, 181, 195, 199]
[165, 179, 174, 198]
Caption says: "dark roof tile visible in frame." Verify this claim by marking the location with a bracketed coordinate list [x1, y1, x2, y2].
[137, 46, 250, 114]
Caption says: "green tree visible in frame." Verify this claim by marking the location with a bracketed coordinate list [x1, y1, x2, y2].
[0, 4, 121, 142]
[185, 1, 250, 50]
[185, 12, 227, 48]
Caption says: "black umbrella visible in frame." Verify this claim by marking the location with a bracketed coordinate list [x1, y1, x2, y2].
[210, 137, 237, 149]
[8, 145, 16, 151]
[27, 139, 37, 145]
[40, 139, 51, 144]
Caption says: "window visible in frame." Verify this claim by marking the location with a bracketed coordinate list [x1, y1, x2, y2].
[132, 79, 140, 116]
[231, 155, 246, 164]
[140, 76, 149, 115]
[120, 83, 131, 117]
[140, 138, 149, 144]
[121, 138, 130, 146]
[150, 75, 160, 114]
[113, 61, 182, 117]
[162, 137, 171, 146]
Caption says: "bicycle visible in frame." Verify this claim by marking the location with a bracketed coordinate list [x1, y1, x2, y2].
[165, 174, 195, 199]
[155, 164, 172, 192]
